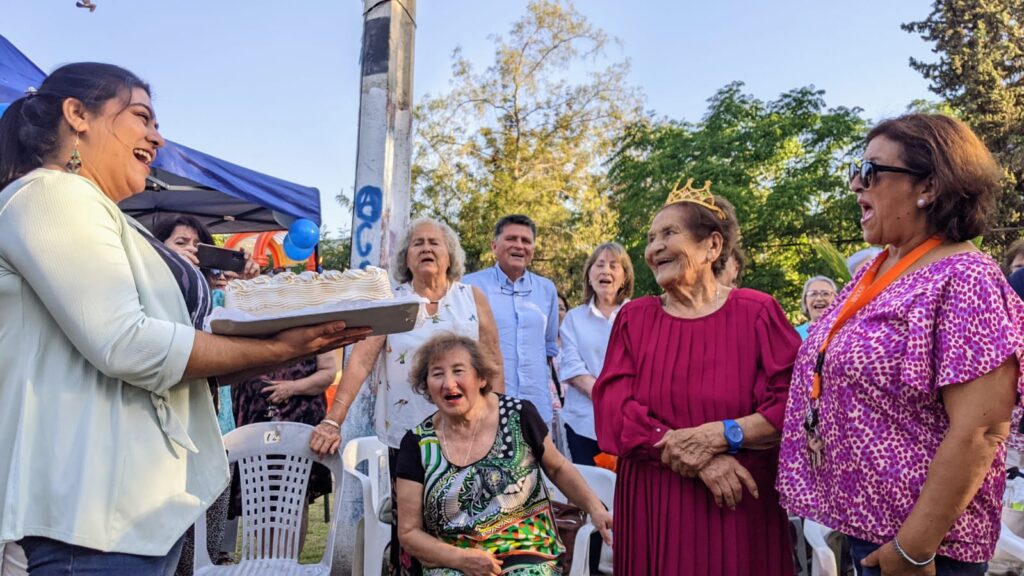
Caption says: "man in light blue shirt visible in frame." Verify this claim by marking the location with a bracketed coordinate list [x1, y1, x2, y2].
[464, 214, 559, 423]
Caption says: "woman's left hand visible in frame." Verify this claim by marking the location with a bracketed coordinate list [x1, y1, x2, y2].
[654, 424, 719, 476]
[261, 380, 294, 404]
[860, 542, 936, 576]
[588, 507, 613, 546]
[240, 248, 261, 279]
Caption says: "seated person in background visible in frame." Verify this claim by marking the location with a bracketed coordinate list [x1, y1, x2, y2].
[396, 333, 611, 576]
[1005, 239, 1024, 276]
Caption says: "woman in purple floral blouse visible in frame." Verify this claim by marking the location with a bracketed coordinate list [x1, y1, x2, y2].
[777, 114, 1024, 576]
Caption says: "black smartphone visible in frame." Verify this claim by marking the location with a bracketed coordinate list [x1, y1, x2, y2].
[196, 243, 246, 273]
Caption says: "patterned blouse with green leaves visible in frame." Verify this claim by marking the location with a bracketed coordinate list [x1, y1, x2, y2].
[396, 395, 564, 575]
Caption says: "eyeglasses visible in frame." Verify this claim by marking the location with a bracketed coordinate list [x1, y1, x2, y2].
[499, 285, 533, 297]
[848, 160, 928, 189]
[496, 267, 533, 297]
[806, 290, 835, 299]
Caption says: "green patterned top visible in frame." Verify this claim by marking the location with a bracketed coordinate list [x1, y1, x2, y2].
[396, 394, 564, 574]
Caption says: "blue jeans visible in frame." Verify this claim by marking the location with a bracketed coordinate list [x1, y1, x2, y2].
[19, 535, 185, 576]
[847, 535, 987, 576]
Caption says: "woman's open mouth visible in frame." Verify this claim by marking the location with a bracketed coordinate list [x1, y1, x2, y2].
[133, 148, 154, 166]
[859, 200, 874, 225]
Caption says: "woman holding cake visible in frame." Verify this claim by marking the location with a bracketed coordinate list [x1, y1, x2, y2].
[0, 63, 370, 573]
[308, 217, 502, 573]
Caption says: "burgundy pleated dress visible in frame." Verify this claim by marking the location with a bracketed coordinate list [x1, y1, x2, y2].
[593, 290, 800, 575]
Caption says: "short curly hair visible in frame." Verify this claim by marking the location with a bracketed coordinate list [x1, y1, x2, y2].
[408, 333, 498, 402]
[865, 114, 1003, 242]
[391, 218, 466, 284]
[654, 195, 740, 275]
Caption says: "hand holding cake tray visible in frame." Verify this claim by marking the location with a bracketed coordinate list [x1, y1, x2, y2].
[205, 266, 424, 337]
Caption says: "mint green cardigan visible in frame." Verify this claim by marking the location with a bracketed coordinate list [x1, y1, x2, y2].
[0, 169, 228, 555]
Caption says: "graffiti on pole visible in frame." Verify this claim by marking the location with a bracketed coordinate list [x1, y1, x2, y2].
[353, 185, 383, 269]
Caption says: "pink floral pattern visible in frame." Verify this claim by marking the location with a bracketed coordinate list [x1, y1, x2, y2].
[777, 251, 1024, 562]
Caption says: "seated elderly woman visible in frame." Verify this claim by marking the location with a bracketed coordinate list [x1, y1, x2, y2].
[309, 217, 503, 573]
[395, 333, 612, 576]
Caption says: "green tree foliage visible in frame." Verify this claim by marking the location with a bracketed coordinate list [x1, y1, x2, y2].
[903, 1, 1024, 252]
[607, 83, 867, 316]
[411, 0, 642, 303]
[318, 230, 352, 272]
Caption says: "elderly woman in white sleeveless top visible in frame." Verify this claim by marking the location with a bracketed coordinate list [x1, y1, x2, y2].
[308, 217, 502, 572]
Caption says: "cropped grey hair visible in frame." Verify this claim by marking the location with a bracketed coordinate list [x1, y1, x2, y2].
[391, 217, 466, 284]
[800, 275, 838, 317]
[846, 247, 883, 277]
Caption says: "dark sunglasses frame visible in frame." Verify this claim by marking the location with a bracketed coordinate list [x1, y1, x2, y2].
[848, 160, 928, 189]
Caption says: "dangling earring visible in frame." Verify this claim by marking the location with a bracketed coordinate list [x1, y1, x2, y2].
[66, 133, 82, 174]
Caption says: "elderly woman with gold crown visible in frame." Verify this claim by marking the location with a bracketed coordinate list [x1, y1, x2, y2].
[592, 179, 802, 575]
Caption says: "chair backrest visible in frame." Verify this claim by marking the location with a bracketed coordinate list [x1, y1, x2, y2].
[194, 422, 345, 573]
[341, 436, 390, 519]
[574, 465, 615, 513]
[1, 542, 28, 576]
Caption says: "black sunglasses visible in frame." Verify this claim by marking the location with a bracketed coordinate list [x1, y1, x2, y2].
[848, 160, 928, 189]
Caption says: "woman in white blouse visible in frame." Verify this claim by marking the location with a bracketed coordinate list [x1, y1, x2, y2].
[559, 242, 634, 465]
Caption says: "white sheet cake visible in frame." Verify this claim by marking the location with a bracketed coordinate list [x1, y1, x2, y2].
[224, 267, 393, 315]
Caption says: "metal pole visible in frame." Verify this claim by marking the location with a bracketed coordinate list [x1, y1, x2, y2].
[336, 1, 415, 573]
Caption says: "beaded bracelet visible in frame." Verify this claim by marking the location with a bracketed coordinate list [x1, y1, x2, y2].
[319, 418, 341, 429]
[892, 537, 936, 567]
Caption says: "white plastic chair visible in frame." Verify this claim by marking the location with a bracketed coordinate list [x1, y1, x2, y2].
[342, 436, 391, 576]
[803, 519, 839, 576]
[194, 422, 344, 576]
[1, 542, 28, 576]
[996, 519, 1024, 561]
[546, 464, 616, 576]
[789, 516, 809, 576]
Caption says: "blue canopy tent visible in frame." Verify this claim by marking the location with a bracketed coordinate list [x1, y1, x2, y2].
[0, 34, 320, 233]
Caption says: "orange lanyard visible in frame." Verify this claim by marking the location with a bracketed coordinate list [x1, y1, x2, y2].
[810, 237, 943, 400]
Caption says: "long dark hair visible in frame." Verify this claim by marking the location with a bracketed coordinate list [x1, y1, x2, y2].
[0, 62, 151, 190]
[153, 214, 214, 245]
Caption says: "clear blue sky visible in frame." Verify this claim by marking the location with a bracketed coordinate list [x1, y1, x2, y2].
[3, 1, 937, 235]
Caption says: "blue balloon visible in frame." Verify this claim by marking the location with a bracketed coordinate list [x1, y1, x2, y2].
[283, 235, 314, 261]
[288, 218, 319, 250]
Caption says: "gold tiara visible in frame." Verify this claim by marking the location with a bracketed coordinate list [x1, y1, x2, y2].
[664, 178, 726, 220]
